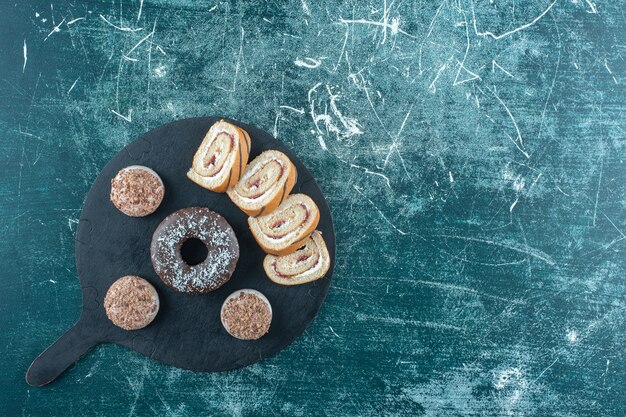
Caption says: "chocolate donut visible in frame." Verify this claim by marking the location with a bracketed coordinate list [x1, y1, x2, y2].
[150, 207, 239, 293]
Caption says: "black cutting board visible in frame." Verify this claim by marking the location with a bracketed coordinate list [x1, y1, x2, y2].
[26, 117, 336, 387]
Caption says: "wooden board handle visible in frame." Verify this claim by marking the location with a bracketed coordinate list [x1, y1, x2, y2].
[26, 315, 99, 387]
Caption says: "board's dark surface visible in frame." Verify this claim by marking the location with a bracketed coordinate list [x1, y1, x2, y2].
[0, 0, 624, 415]
[25, 117, 335, 386]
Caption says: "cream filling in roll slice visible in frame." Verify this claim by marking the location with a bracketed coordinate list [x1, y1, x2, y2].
[227, 150, 296, 215]
[263, 231, 330, 285]
[236, 159, 284, 203]
[249, 194, 319, 254]
[198, 131, 236, 178]
[188, 120, 248, 190]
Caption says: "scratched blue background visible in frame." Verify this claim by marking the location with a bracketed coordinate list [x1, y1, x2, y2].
[1, 0, 624, 415]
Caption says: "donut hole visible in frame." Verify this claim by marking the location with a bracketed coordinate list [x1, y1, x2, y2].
[181, 238, 208, 266]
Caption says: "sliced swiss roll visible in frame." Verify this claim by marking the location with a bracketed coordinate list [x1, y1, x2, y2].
[187, 120, 251, 192]
[227, 150, 297, 217]
[263, 231, 330, 285]
[248, 194, 320, 255]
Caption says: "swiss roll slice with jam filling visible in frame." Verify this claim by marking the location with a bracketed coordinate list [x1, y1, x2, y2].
[187, 120, 251, 192]
[248, 193, 320, 256]
[263, 231, 330, 286]
[227, 150, 297, 217]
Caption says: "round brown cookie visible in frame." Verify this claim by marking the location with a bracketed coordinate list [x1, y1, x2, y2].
[150, 207, 239, 293]
[110, 165, 164, 217]
[104, 275, 160, 330]
[221, 289, 272, 340]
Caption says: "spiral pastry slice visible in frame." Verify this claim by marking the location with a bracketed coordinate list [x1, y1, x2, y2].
[227, 150, 297, 217]
[187, 120, 251, 192]
[263, 231, 330, 286]
[248, 194, 320, 255]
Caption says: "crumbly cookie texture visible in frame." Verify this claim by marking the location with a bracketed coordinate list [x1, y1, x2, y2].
[104, 275, 159, 330]
[222, 292, 272, 340]
[110, 166, 164, 217]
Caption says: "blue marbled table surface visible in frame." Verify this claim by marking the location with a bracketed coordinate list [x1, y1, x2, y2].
[0, 0, 624, 415]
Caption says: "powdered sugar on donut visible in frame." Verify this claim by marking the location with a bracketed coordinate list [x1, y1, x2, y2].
[150, 207, 239, 293]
